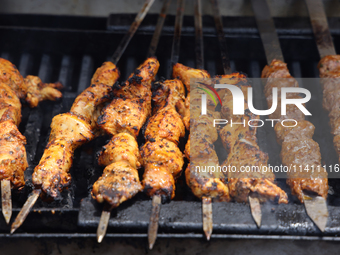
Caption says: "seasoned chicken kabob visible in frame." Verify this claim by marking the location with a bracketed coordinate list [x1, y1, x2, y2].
[11, 61, 120, 233]
[141, 78, 186, 248]
[262, 59, 328, 231]
[91, 58, 159, 243]
[173, 63, 231, 240]
[0, 58, 63, 223]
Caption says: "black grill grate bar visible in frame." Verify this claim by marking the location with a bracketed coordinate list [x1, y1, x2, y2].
[77, 55, 94, 94]
[18, 53, 32, 78]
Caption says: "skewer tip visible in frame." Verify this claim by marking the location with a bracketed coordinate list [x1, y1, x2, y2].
[148, 195, 161, 250]
[202, 196, 213, 241]
[97, 209, 111, 243]
[1, 180, 12, 224]
[249, 196, 262, 228]
[10, 189, 41, 234]
[303, 195, 328, 232]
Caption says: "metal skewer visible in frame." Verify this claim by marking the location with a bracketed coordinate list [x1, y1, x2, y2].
[210, 0, 231, 74]
[1, 180, 12, 224]
[211, 0, 262, 228]
[148, 0, 185, 249]
[147, 0, 172, 58]
[194, 0, 214, 240]
[111, 0, 156, 64]
[251, 0, 329, 232]
[12, 0, 154, 236]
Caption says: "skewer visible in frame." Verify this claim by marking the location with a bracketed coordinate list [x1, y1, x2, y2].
[1, 180, 12, 224]
[11, 189, 40, 234]
[252, 0, 329, 231]
[111, 0, 156, 64]
[12, 1, 151, 235]
[148, 195, 161, 249]
[194, 0, 204, 70]
[147, 0, 172, 58]
[210, 0, 231, 74]
[211, 0, 262, 227]
[148, 0, 185, 249]
[194, 0, 214, 240]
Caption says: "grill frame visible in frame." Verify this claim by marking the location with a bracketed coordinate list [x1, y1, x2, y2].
[1, 13, 340, 238]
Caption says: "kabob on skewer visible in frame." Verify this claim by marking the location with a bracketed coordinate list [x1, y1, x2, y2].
[92, 58, 159, 243]
[0, 58, 63, 224]
[141, 78, 186, 249]
[10, 61, 120, 233]
[11, 0, 156, 233]
[251, 0, 329, 231]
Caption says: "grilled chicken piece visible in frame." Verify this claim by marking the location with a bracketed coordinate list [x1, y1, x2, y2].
[92, 58, 159, 207]
[141, 79, 185, 201]
[33, 61, 119, 198]
[0, 58, 63, 107]
[262, 59, 328, 203]
[173, 64, 231, 202]
[0, 58, 63, 190]
[219, 73, 288, 204]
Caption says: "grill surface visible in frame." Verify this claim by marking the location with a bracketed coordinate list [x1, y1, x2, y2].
[1, 13, 340, 238]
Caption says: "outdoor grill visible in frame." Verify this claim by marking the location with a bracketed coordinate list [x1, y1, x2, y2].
[1, 10, 340, 240]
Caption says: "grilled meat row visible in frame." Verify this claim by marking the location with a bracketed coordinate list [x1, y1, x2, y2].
[262, 59, 328, 202]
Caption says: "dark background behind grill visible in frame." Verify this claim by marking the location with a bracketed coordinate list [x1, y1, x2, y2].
[0, 13, 340, 242]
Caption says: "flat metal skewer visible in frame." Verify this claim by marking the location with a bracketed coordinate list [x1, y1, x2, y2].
[252, 0, 329, 231]
[170, 0, 186, 69]
[210, 0, 231, 74]
[111, 0, 156, 65]
[148, 0, 185, 249]
[1, 180, 12, 224]
[97, 204, 113, 243]
[210, 0, 262, 227]
[147, 0, 172, 58]
[194, 0, 204, 70]
[194, 0, 213, 240]
[148, 195, 161, 249]
[10, 189, 41, 234]
[202, 196, 213, 240]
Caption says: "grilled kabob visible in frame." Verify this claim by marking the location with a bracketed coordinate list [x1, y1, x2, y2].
[91, 58, 159, 209]
[31, 62, 120, 199]
[141, 78, 185, 202]
[173, 63, 231, 203]
[318, 55, 340, 164]
[218, 74, 288, 205]
[262, 59, 328, 203]
[0, 58, 63, 223]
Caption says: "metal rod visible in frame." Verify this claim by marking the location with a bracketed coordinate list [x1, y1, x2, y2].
[251, 0, 284, 64]
[111, 0, 156, 64]
[147, 0, 172, 58]
[1, 180, 12, 224]
[148, 195, 161, 249]
[202, 196, 212, 240]
[194, 0, 204, 69]
[170, 0, 186, 68]
[210, 0, 231, 74]
[10, 189, 41, 234]
[97, 204, 112, 243]
[305, 0, 336, 58]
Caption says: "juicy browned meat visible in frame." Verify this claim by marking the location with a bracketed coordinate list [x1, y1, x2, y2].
[141, 79, 185, 201]
[0, 57, 65, 190]
[0, 58, 63, 107]
[92, 58, 159, 207]
[263, 59, 328, 203]
[33, 61, 120, 197]
[219, 73, 288, 204]
[173, 64, 231, 202]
